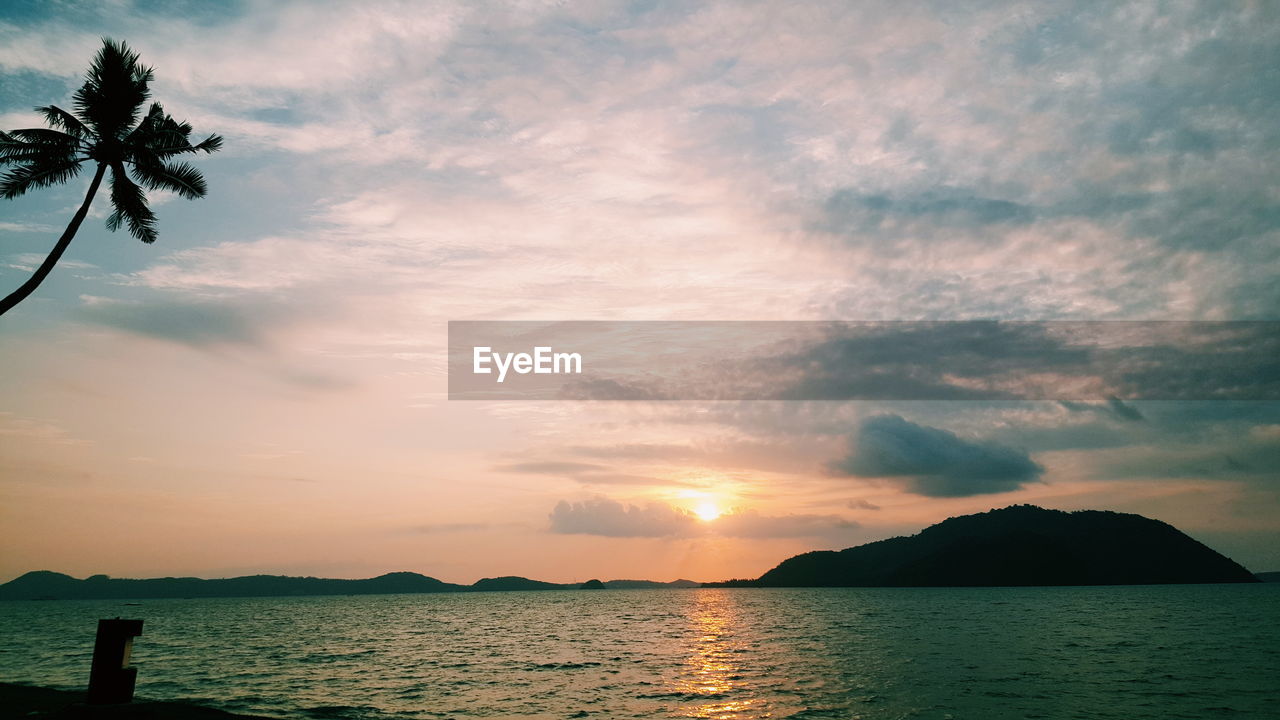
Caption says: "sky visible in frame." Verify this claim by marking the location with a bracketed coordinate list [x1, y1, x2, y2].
[1, 0, 1278, 584]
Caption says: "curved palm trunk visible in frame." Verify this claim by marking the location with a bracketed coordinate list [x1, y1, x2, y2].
[0, 163, 106, 316]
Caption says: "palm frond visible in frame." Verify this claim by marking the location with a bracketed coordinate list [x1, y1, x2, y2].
[0, 131, 38, 161]
[159, 114, 193, 138]
[0, 158, 84, 199]
[193, 134, 223, 153]
[35, 105, 92, 140]
[73, 38, 153, 138]
[0, 144, 79, 168]
[128, 108, 222, 158]
[129, 159, 207, 199]
[1, 129, 83, 168]
[129, 103, 167, 137]
[106, 162, 157, 243]
[5, 128, 83, 147]
[138, 139, 199, 158]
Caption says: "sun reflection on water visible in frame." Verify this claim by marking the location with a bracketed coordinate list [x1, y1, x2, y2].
[670, 590, 766, 719]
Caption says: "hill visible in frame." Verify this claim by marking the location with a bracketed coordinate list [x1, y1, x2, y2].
[707, 505, 1259, 588]
[470, 576, 568, 591]
[0, 571, 468, 600]
[0, 571, 702, 601]
[603, 579, 699, 589]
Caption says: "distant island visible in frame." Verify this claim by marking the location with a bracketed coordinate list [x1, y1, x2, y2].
[2, 506, 1267, 600]
[707, 505, 1261, 587]
[0, 571, 698, 601]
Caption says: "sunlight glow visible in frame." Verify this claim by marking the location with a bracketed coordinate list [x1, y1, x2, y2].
[694, 501, 721, 522]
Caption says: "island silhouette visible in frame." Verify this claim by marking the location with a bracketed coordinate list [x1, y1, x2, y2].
[1, 506, 1262, 600]
[0, 571, 698, 601]
[707, 505, 1259, 587]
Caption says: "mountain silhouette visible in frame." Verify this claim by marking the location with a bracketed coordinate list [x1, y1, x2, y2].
[601, 579, 699, 589]
[470, 576, 565, 592]
[706, 505, 1259, 587]
[0, 571, 698, 601]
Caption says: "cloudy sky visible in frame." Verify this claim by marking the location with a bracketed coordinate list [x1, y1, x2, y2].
[2, 0, 1278, 583]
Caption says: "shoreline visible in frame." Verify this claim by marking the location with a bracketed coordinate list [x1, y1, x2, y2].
[0, 683, 273, 720]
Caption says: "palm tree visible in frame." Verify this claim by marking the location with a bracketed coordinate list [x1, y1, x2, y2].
[0, 38, 221, 316]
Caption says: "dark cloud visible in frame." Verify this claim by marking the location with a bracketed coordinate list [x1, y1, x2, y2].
[77, 298, 263, 347]
[1106, 397, 1144, 422]
[548, 498, 696, 537]
[757, 322, 1085, 401]
[830, 414, 1043, 497]
[755, 322, 1280, 402]
[818, 183, 1280, 256]
[75, 296, 356, 391]
[1107, 325, 1280, 401]
[1102, 431, 1280, 482]
[818, 188, 1035, 240]
[1060, 397, 1145, 423]
[1000, 420, 1143, 454]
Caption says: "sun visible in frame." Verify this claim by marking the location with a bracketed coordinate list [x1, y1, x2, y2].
[694, 501, 721, 522]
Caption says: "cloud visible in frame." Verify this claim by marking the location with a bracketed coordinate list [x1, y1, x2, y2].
[557, 377, 670, 401]
[1060, 397, 1145, 423]
[549, 498, 697, 538]
[1104, 397, 1145, 422]
[0, 412, 87, 446]
[547, 497, 858, 539]
[830, 414, 1044, 497]
[0, 222, 59, 234]
[713, 509, 858, 540]
[756, 322, 1083, 401]
[1101, 425, 1280, 482]
[8, 252, 95, 270]
[11, 0, 1274, 327]
[76, 296, 264, 347]
[567, 443, 701, 461]
[570, 473, 693, 487]
[818, 188, 1035, 241]
[478, 321, 1280, 402]
[494, 460, 688, 486]
[495, 461, 606, 475]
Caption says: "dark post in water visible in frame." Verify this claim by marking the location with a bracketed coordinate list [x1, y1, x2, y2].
[87, 618, 143, 705]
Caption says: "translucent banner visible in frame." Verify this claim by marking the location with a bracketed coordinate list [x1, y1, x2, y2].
[447, 321, 1280, 401]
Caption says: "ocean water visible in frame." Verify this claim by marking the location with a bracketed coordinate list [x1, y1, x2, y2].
[1, 585, 1277, 719]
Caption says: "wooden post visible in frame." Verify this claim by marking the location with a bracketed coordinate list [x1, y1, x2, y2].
[87, 618, 143, 705]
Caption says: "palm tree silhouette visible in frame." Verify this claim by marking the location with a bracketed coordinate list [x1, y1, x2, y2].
[0, 38, 221, 316]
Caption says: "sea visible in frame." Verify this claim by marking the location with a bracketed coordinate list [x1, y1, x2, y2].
[1, 585, 1277, 719]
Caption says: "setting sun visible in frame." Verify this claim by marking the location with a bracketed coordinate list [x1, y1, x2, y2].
[694, 501, 722, 522]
